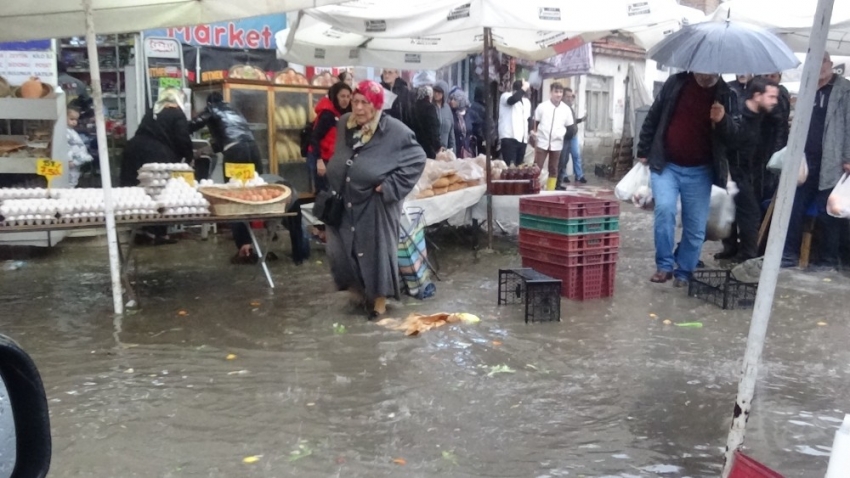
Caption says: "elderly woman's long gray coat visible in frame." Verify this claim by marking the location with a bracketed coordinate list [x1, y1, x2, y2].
[324, 113, 427, 301]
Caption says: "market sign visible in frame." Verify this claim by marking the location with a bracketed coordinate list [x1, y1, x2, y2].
[145, 14, 286, 50]
[225, 163, 256, 182]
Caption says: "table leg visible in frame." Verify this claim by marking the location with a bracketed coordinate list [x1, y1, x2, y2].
[245, 222, 275, 288]
[119, 227, 139, 308]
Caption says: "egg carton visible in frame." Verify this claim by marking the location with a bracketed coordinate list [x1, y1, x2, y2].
[0, 189, 50, 201]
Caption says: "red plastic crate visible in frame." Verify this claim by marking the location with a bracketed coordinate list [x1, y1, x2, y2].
[521, 257, 616, 300]
[519, 244, 618, 267]
[519, 228, 620, 251]
[729, 451, 784, 478]
[520, 194, 619, 220]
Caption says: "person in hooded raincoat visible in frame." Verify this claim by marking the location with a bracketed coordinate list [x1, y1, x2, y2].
[324, 80, 427, 319]
[433, 80, 456, 152]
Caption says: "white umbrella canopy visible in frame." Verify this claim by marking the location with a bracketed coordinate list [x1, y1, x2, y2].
[0, 0, 346, 42]
[277, 0, 700, 69]
[712, 0, 850, 55]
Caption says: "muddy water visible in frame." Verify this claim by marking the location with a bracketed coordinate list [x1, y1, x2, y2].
[1, 208, 848, 477]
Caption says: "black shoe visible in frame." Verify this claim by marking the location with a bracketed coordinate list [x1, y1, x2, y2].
[780, 256, 798, 268]
[577, 177, 587, 184]
[563, 177, 570, 183]
[555, 184, 566, 191]
[714, 249, 738, 260]
[673, 278, 689, 288]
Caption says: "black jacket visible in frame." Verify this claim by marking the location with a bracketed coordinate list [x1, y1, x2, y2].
[120, 107, 193, 187]
[411, 98, 442, 159]
[382, 78, 416, 130]
[637, 72, 736, 188]
[729, 105, 765, 176]
[189, 102, 255, 153]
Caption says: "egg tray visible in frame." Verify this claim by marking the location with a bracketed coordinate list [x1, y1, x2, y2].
[0, 212, 212, 228]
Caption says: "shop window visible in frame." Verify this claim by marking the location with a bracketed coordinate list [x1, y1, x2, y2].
[585, 75, 612, 133]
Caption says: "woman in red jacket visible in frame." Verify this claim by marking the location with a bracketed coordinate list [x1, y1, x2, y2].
[309, 82, 352, 191]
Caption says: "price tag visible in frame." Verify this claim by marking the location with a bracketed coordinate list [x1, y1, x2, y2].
[170, 171, 196, 185]
[158, 77, 183, 90]
[225, 163, 256, 183]
[36, 158, 63, 187]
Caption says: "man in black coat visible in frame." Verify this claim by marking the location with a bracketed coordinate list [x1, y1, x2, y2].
[637, 72, 737, 287]
[380, 69, 416, 130]
[717, 77, 780, 262]
[755, 72, 792, 203]
[189, 92, 263, 178]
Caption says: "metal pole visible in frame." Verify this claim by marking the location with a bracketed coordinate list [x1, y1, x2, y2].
[483, 27, 494, 250]
[83, 0, 124, 315]
[721, 0, 835, 474]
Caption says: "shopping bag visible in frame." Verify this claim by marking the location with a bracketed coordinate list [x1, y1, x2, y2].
[767, 146, 808, 185]
[615, 163, 651, 202]
[705, 181, 739, 241]
[827, 173, 850, 219]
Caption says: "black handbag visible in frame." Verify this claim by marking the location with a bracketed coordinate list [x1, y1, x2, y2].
[314, 148, 360, 228]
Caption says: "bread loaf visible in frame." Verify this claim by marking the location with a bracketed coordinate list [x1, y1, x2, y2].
[448, 183, 465, 192]
[433, 187, 449, 196]
[417, 190, 435, 199]
[433, 177, 450, 188]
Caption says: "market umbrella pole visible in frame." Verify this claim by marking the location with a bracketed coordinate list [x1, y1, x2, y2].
[483, 27, 493, 250]
[83, 0, 124, 315]
[721, 0, 835, 474]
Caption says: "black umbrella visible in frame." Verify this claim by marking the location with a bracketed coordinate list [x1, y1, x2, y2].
[648, 20, 800, 74]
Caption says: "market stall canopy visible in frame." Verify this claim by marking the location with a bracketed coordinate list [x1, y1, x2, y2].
[712, 0, 850, 55]
[276, 0, 703, 69]
[0, 0, 347, 42]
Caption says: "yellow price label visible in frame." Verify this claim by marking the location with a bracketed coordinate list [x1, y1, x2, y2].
[225, 163, 256, 182]
[36, 158, 63, 187]
[37, 159, 63, 178]
[170, 171, 196, 185]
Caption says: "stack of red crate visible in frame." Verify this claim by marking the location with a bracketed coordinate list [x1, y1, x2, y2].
[518, 194, 620, 300]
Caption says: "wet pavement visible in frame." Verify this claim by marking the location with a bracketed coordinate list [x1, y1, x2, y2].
[1, 205, 848, 477]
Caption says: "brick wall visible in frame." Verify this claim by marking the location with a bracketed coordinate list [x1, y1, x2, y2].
[678, 0, 720, 14]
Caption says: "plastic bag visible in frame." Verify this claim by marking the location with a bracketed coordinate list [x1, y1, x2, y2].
[767, 146, 808, 185]
[827, 173, 850, 218]
[615, 163, 651, 202]
[705, 181, 739, 241]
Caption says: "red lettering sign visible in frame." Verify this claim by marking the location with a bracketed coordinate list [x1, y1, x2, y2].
[195, 24, 211, 45]
[228, 23, 245, 48]
[260, 26, 273, 49]
[166, 27, 193, 44]
[214, 26, 227, 46]
[246, 31, 260, 49]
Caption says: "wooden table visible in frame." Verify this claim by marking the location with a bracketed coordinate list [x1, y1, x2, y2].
[0, 213, 295, 308]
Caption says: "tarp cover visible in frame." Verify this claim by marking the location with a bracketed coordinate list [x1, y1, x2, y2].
[277, 0, 701, 69]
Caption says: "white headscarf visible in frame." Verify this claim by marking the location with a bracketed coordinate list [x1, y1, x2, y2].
[154, 87, 186, 117]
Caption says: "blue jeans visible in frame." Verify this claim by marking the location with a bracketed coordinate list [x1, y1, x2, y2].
[651, 163, 712, 281]
[306, 151, 328, 192]
[557, 136, 584, 181]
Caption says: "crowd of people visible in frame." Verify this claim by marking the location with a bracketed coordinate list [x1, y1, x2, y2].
[638, 52, 849, 286]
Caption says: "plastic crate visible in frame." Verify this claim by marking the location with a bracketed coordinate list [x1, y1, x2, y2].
[520, 194, 619, 220]
[520, 214, 620, 235]
[519, 244, 618, 267]
[497, 268, 561, 323]
[729, 451, 784, 478]
[521, 257, 616, 301]
[519, 228, 620, 251]
[688, 270, 758, 310]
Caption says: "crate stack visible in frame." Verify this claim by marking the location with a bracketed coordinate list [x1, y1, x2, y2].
[518, 194, 620, 300]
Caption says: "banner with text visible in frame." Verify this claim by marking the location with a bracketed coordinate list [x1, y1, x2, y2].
[145, 14, 286, 50]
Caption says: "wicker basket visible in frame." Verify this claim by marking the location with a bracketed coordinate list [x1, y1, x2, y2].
[199, 184, 291, 217]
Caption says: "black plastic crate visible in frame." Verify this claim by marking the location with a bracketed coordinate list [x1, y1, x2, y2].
[498, 268, 561, 323]
[688, 270, 758, 310]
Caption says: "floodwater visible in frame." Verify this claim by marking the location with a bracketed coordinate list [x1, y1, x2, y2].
[1, 206, 848, 477]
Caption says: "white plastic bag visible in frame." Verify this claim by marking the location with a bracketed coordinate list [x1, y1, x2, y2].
[767, 146, 808, 185]
[827, 173, 850, 218]
[615, 163, 651, 202]
[705, 181, 739, 241]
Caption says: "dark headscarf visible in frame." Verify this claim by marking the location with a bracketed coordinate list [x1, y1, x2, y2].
[328, 82, 353, 113]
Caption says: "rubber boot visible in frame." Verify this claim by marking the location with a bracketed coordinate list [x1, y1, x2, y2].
[369, 297, 387, 320]
[546, 177, 557, 191]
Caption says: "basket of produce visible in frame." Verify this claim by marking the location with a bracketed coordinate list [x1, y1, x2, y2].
[199, 184, 291, 216]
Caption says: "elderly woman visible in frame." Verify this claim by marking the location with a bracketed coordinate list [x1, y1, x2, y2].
[448, 87, 483, 158]
[120, 87, 193, 245]
[325, 80, 427, 319]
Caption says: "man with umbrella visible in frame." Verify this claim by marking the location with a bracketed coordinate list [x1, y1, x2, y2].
[637, 72, 736, 287]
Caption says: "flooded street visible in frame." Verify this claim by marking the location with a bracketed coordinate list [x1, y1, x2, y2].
[1, 206, 848, 477]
